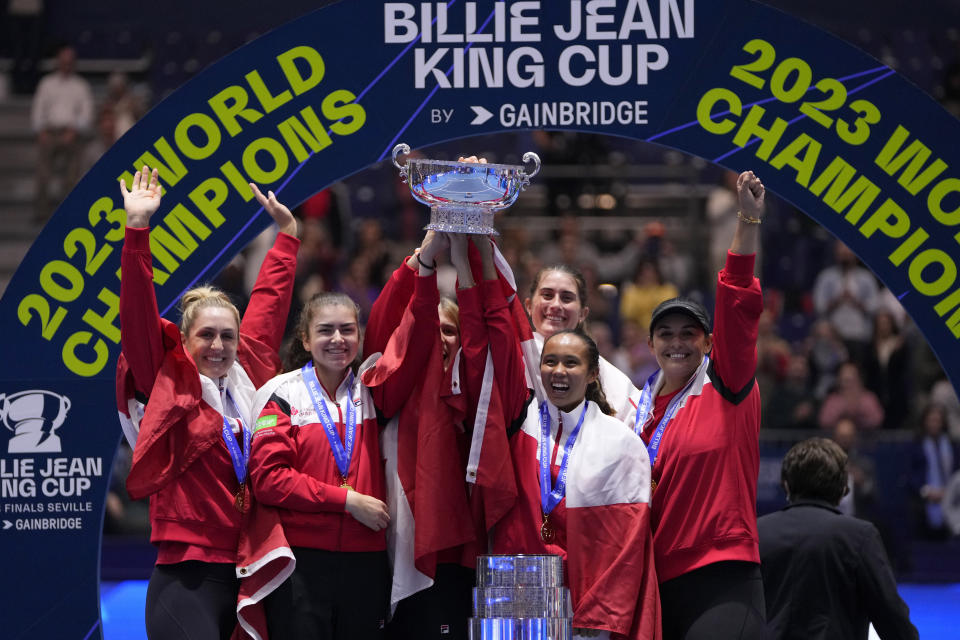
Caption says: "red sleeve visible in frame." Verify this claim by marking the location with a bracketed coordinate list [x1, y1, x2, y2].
[364, 258, 416, 360]
[456, 285, 488, 418]
[711, 251, 763, 396]
[119, 226, 167, 395]
[363, 272, 441, 418]
[238, 232, 299, 366]
[481, 278, 530, 424]
[249, 398, 348, 512]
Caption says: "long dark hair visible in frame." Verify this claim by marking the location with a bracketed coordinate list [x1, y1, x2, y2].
[543, 328, 614, 416]
[283, 292, 362, 373]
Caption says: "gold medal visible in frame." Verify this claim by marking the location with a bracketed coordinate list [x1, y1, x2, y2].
[540, 514, 555, 544]
[651, 479, 658, 494]
[340, 476, 353, 492]
[234, 485, 246, 513]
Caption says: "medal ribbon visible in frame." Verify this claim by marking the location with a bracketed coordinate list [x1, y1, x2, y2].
[301, 363, 357, 482]
[221, 390, 251, 485]
[635, 356, 708, 468]
[539, 401, 588, 517]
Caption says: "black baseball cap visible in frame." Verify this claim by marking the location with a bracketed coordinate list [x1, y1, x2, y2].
[649, 298, 712, 335]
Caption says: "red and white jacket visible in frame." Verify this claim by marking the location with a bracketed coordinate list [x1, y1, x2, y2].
[115, 226, 298, 564]
[477, 252, 661, 640]
[247, 271, 440, 552]
[494, 400, 661, 640]
[639, 251, 763, 584]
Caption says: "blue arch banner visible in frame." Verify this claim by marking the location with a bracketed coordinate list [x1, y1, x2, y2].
[1, 1, 958, 637]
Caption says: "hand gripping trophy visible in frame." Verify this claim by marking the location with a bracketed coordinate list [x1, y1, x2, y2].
[392, 143, 541, 235]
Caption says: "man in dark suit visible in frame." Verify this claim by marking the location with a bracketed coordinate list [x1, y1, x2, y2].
[758, 437, 918, 640]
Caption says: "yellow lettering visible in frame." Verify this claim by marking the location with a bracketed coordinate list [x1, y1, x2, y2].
[63, 331, 109, 377]
[189, 178, 229, 227]
[769, 133, 821, 188]
[859, 198, 910, 239]
[243, 137, 289, 184]
[322, 90, 366, 136]
[809, 156, 880, 224]
[208, 85, 264, 137]
[277, 107, 333, 162]
[175, 113, 222, 160]
[246, 70, 292, 113]
[732, 104, 787, 162]
[82, 288, 120, 343]
[875, 125, 948, 195]
[908, 249, 956, 296]
[928, 177, 960, 226]
[696, 87, 741, 135]
[278, 45, 325, 95]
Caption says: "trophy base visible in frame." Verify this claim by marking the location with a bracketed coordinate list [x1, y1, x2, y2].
[468, 617, 573, 640]
[424, 206, 499, 236]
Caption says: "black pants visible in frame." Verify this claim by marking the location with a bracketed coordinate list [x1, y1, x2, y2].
[265, 547, 390, 640]
[387, 563, 475, 640]
[145, 561, 239, 640]
[660, 561, 766, 640]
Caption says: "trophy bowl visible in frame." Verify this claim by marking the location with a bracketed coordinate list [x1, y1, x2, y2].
[393, 143, 541, 235]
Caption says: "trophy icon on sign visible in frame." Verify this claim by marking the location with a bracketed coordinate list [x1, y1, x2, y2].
[393, 143, 541, 236]
[0, 389, 71, 453]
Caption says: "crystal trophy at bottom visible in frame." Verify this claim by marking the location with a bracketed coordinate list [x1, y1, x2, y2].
[469, 554, 572, 640]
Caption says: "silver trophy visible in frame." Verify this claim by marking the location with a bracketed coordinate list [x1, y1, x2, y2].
[392, 143, 541, 235]
[470, 554, 572, 640]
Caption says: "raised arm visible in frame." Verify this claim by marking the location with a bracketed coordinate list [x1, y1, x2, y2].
[472, 235, 529, 424]
[362, 233, 446, 417]
[362, 231, 440, 360]
[238, 185, 300, 367]
[119, 166, 166, 395]
[711, 171, 765, 395]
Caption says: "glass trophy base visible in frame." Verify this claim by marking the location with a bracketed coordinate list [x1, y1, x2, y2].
[468, 617, 573, 640]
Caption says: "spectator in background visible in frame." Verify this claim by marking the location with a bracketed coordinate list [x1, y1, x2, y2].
[620, 258, 679, 332]
[812, 241, 878, 363]
[833, 418, 877, 521]
[31, 44, 93, 221]
[756, 308, 792, 410]
[763, 353, 817, 430]
[819, 362, 885, 432]
[929, 376, 960, 440]
[538, 214, 641, 284]
[355, 218, 393, 288]
[102, 71, 145, 139]
[758, 438, 918, 640]
[910, 403, 959, 540]
[80, 105, 118, 173]
[806, 319, 848, 400]
[863, 310, 912, 429]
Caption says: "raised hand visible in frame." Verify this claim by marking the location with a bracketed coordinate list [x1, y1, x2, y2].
[418, 229, 449, 274]
[250, 183, 298, 237]
[345, 491, 390, 531]
[737, 170, 765, 220]
[458, 155, 488, 164]
[120, 165, 163, 228]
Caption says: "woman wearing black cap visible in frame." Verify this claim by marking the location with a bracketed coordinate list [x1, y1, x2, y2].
[636, 171, 766, 639]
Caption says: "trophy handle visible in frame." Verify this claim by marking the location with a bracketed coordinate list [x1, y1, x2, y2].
[521, 151, 541, 189]
[392, 143, 411, 183]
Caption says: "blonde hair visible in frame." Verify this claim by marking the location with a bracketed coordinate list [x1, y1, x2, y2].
[179, 286, 241, 335]
[438, 297, 460, 329]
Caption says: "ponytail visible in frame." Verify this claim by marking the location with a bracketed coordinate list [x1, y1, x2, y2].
[586, 379, 615, 417]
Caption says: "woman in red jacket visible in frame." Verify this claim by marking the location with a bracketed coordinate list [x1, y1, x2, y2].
[248, 232, 444, 640]
[637, 171, 766, 640]
[116, 166, 299, 639]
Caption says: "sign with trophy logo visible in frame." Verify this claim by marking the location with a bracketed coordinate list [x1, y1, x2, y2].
[0, 0, 958, 637]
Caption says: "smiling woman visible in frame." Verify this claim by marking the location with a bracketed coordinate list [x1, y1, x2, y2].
[115, 166, 300, 640]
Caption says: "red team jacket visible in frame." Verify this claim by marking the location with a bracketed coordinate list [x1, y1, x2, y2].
[115, 227, 298, 563]
[639, 251, 764, 584]
[248, 271, 440, 553]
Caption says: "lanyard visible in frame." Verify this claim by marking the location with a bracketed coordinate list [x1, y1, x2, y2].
[539, 401, 588, 517]
[634, 356, 708, 468]
[301, 363, 357, 481]
[221, 390, 251, 485]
